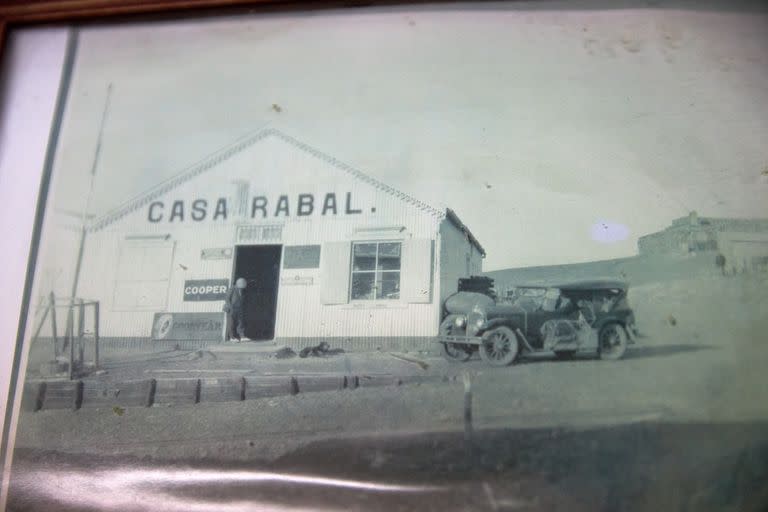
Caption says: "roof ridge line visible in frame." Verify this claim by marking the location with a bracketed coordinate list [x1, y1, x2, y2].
[266, 129, 443, 218]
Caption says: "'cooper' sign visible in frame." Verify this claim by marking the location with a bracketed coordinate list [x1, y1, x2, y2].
[183, 279, 229, 301]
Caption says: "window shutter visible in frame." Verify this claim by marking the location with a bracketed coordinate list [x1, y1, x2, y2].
[320, 241, 351, 305]
[113, 241, 174, 310]
[401, 238, 434, 303]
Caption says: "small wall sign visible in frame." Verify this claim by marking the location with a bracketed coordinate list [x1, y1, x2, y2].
[152, 312, 224, 341]
[201, 247, 233, 260]
[280, 275, 314, 286]
[183, 279, 229, 301]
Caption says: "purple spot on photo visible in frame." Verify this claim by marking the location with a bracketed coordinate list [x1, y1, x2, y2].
[591, 221, 630, 243]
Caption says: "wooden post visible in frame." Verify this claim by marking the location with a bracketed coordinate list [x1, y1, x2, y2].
[49, 293, 59, 357]
[463, 371, 473, 441]
[77, 298, 85, 365]
[94, 301, 100, 369]
[67, 307, 75, 380]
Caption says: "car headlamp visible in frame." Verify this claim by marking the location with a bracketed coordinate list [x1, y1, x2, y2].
[454, 315, 466, 328]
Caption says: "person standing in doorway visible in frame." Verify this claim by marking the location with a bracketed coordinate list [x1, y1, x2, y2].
[224, 277, 250, 342]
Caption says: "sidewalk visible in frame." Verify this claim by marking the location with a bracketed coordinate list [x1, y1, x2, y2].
[97, 344, 448, 380]
[21, 343, 457, 412]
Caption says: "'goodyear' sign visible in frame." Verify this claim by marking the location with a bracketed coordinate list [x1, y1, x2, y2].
[152, 312, 224, 341]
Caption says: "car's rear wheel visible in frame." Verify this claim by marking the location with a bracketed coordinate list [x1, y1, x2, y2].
[439, 316, 473, 363]
[598, 323, 628, 361]
[479, 326, 519, 367]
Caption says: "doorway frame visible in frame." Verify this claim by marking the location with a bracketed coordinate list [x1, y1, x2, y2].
[229, 243, 284, 341]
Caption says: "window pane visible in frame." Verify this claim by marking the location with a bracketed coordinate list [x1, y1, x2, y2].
[351, 272, 375, 300]
[353, 243, 376, 271]
[377, 271, 400, 300]
[377, 242, 401, 271]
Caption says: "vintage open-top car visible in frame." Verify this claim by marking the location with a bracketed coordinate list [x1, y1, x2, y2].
[437, 280, 639, 366]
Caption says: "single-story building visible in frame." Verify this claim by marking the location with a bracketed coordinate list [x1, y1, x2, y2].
[63, 129, 484, 352]
[638, 210, 768, 257]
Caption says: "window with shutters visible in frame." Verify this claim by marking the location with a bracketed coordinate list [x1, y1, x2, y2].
[350, 241, 401, 300]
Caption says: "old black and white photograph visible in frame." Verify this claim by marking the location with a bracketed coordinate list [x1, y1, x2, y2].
[1, 1, 768, 510]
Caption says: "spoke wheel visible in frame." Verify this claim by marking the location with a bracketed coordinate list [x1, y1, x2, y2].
[479, 326, 519, 367]
[598, 323, 628, 361]
[439, 316, 472, 362]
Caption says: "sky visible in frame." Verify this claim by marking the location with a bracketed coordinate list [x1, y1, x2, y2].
[48, 1, 768, 271]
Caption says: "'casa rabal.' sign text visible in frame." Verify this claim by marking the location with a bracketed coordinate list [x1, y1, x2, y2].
[147, 192, 370, 223]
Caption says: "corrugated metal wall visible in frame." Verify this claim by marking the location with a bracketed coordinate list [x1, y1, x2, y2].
[73, 133, 471, 341]
[439, 220, 484, 306]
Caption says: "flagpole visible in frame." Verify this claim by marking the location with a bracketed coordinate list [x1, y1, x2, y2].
[63, 83, 112, 354]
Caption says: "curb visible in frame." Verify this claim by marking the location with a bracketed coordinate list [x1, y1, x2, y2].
[23, 373, 450, 412]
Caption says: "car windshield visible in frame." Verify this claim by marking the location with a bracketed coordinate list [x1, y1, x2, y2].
[503, 287, 548, 311]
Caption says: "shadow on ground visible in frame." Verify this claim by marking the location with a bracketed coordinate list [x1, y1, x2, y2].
[500, 343, 717, 366]
[622, 343, 717, 360]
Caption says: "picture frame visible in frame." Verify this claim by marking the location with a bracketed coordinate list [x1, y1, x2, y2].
[1, 2, 767, 511]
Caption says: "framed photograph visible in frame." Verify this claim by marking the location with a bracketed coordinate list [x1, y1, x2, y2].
[2, 1, 767, 511]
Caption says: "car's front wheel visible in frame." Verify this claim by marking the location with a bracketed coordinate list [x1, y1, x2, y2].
[598, 323, 628, 361]
[439, 315, 473, 363]
[479, 326, 519, 367]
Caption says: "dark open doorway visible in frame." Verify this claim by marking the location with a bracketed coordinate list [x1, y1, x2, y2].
[232, 245, 282, 341]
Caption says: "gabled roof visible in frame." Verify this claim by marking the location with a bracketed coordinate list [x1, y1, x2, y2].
[87, 128, 485, 256]
[90, 128, 441, 231]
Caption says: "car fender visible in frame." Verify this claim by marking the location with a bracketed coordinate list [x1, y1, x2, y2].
[593, 317, 634, 341]
[480, 317, 522, 335]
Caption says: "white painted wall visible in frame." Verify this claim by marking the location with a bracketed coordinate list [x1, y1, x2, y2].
[73, 132, 458, 339]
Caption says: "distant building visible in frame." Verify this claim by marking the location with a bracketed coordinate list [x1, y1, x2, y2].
[638, 211, 768, 272]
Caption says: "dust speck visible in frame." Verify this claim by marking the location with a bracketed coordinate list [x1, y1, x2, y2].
[667, 315, 677, 327]
[621, 36, 642, 53]
[112, 406, 125, 416]
[272, 103, 283, 113]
